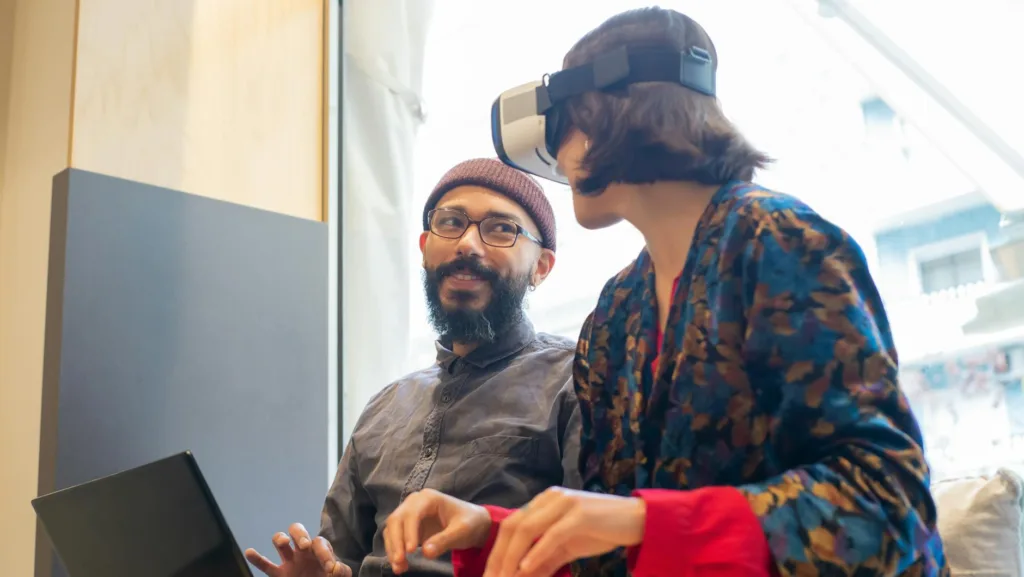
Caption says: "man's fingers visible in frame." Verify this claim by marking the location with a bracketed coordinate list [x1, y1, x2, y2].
[312, 537, 341, 574]
[272, 532, 295, 563]
[243, 548, 281, 576]
[329, 560, 352, 577]
[288, 522, 313, 551]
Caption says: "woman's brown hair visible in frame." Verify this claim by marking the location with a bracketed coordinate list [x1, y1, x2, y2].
[563, 7, 771, 194]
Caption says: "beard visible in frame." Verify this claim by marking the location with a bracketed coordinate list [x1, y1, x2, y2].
[423, 256, 530, 345]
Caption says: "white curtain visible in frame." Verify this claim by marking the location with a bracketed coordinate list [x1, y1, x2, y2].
[341, 0, 434, 442]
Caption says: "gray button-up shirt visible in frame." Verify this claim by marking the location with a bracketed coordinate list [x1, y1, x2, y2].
[319, 319, 581, 577]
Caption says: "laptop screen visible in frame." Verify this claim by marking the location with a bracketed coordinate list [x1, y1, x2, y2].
[33, 453, 249, 577]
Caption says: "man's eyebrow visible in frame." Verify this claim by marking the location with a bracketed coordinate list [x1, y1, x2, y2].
[483, 209, 522, 223]
[437, 204, 524, 225]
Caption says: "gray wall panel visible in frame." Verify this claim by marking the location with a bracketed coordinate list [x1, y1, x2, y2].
[39, 168, 329, 577]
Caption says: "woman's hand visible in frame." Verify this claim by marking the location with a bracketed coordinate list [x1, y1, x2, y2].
[383, 489, 493, 574]
[483, 487, 646, 577]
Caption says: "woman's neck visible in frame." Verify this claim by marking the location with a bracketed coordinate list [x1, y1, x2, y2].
[622, 181, 721, 279]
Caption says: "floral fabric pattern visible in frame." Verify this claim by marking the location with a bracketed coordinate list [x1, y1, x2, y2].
[573, 181, 948, 576]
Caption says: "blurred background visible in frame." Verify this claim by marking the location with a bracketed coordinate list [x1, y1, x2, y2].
[3, 2, 1022, 575]
[385, 0, 1024, 481]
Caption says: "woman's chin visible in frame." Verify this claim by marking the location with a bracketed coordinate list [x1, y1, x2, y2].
[575, 212, 624, 230]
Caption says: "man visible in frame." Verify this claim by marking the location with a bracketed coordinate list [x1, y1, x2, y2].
[244, 158, 582, 577]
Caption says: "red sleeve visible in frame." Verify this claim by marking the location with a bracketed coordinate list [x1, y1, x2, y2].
[628, 487, 778, 577]
[450, 506, 573, 577]
[451, 505, 511, 577]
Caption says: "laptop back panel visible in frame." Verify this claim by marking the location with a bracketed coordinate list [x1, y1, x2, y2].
[32, 452, 251, 577]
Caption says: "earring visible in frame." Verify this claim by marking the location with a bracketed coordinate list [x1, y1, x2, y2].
[584, 139, 590, 151]
[528, 285, 537, 292]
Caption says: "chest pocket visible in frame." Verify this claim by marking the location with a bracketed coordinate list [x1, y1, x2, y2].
[448, 435, 553, 507]
[464, 435, 539, 461]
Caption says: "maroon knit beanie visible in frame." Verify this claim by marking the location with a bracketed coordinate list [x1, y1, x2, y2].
[422, 158, 556, 251]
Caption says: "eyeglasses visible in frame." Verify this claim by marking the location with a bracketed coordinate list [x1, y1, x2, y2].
[427, 208, 542, 248]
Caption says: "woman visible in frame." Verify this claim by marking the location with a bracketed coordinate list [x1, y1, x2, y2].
[382, 7, 947, 577]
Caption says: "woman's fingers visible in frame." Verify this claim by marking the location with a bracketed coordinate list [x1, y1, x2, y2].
[384, 490, 441, 573]
[402, 495, 432, 554]
[484, 491, 572, 577]
[383, 514, 405, 572]
[422, 518, 468, 558]
[517, 515, 577, 577]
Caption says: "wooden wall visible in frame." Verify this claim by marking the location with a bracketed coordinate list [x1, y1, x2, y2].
[0, 2, 329, 575]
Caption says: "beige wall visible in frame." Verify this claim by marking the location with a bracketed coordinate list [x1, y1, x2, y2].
[0, 3, 78, 577]
[0, 1, 328, 575]
[0, 0, 16, 188]
[70, 0, 327, 219]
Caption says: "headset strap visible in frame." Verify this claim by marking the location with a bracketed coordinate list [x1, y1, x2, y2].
[537, 46, 715, 112]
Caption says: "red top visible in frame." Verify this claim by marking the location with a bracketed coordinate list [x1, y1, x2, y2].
[450, 274, 777, 577]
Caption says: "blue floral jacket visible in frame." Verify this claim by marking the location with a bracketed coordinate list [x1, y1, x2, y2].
[574, 181, 948, 576]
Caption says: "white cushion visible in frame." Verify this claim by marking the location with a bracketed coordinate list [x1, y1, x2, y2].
[932, 469, 1024, 576]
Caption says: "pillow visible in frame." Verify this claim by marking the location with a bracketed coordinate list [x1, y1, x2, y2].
[932, 469, 1024, 576]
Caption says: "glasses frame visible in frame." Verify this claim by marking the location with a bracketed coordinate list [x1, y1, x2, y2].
[426, 208, 543, 248]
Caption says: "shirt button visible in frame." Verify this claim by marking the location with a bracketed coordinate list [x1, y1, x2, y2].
[441, 393, 452, 403]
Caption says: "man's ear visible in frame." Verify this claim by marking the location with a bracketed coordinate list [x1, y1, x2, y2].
[419, 231, 429, 255]
[530, 249, 556, 288]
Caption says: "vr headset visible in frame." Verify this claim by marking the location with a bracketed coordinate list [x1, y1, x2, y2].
[491, 45, 717, 185]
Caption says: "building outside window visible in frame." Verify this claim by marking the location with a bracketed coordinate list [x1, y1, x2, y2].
[401, 0, 1024, 480]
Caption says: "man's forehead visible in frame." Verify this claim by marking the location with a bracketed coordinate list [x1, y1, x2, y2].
[435, 185, 531, 222]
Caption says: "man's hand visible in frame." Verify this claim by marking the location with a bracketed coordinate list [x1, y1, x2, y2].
[383, 489, 492, 574]
[244, 523, 350, 577]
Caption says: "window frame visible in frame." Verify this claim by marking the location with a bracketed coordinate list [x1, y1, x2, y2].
[908, 231, 995, 294]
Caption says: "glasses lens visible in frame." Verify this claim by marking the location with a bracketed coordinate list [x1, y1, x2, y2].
[431, 209, 468, 238]
[480, 217, 519, 247]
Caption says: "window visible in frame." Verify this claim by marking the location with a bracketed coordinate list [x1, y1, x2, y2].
[860, 96, 909, 159]
[410, 0, 1024, 481]
[861, 96, 897, 137]
[918, 248, 985, 293]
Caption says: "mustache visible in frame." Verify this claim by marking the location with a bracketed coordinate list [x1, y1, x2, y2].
[434, 257, 500, 283]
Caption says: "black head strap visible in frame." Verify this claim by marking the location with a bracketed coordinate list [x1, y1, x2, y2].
[536, 46, 715, 113]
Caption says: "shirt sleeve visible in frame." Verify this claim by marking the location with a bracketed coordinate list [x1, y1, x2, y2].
[628, 487, 774, 577]
[451, 506, 574, 577]
[727, 207, 944, 574]
[318, 437, 377, 576]
[559, 376, 584, 490]
[450, 506, 511, 577]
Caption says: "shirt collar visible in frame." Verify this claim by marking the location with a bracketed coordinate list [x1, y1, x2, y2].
[434, 317, 536, 371]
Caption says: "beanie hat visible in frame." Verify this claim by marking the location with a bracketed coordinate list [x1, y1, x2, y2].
[422, 158, 556, 251]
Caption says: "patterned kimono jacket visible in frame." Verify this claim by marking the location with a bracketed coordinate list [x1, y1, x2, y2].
[572, 181, 948, 576]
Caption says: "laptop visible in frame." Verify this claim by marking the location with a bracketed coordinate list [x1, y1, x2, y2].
[32, 451, 253, 577]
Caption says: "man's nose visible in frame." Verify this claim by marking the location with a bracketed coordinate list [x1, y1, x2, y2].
[454, 224, 486, 256]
